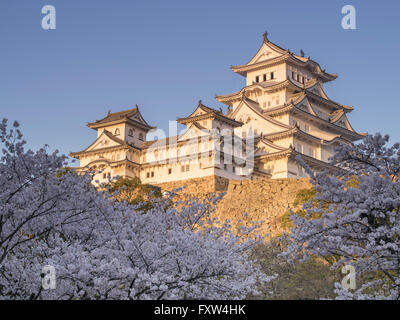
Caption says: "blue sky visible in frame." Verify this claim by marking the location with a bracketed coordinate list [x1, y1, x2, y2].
[1, 0, 400, 158]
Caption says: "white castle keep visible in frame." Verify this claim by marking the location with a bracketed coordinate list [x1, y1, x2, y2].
[70, 33, 365, 184]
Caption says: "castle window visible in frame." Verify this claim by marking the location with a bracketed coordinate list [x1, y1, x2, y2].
[255, 76, 259, 83]
[297, 74, 300, 82]
[302, 76, 305, 84]
[128, 129, 134, 137]
[270, 72, 274, 79]
[263, 74, 267, 81]
[292, 72, 295, 80]
[146, 172, 150, 178]
[139, 133, 144, 141]
[114, 128, 120, 136]
[168, 168, 172, 175]
[151, 171, 154, 177]
[186, 164, 190, 171]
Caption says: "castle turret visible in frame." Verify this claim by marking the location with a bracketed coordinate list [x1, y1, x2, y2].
[216, 33, 366, 178]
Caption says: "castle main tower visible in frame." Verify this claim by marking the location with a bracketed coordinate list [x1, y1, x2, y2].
[216, 33, 366, 178]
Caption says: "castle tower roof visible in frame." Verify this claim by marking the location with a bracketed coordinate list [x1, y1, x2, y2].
[87, 105, 155, 131]
[177, 100, 243, 127]
[230, 33, 337, 83]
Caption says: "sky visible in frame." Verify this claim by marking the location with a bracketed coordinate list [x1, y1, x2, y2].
[1, 0, 400, 159]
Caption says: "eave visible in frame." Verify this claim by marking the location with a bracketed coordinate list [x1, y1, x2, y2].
[231, 51, 337, 83]
[263, 103, 366, 141]
[177, 112, 243, 127]
[88, 118, 156, 131]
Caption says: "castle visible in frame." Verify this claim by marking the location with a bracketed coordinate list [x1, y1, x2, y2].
[70, 33, 365, 185]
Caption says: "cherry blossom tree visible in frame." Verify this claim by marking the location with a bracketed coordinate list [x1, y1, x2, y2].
[0, 118, 273, 300]
[283, 134, 400, 299]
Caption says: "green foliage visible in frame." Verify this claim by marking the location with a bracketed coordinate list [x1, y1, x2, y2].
[250, 239, 340, 300]
[56, 167, 75, 178]
[107, 177, 162, 212]
[281, 188, 317, 231]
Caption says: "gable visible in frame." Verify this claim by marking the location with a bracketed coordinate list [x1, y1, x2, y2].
[333, 114, 354, 131]
[86, 131, 123, 152]
[128, 110, 148, 126]
[295, 96, 317, 116]
[248, 43, 284, 65]
[307, 82, 329, 100]
[186, 105, 210, 119]
[255, 139, 286, 155]
[232, 100, 290, 133]
[178, 123, 209, 142]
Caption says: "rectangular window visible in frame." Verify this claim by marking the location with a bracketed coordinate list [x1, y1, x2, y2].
[186, 164, 190, 171]
[146, 172, 150, 178]
[292, 72, 295, 80]
[270, 72, 274, 79]
[263, 74, 267, 81]
[297, 74, 300, 82]
[232, 166, 236, 174]
[151, 171, 154, 177]
[302, 76, 305, 84]
[181, 166, 185, 172]
[168, 168, 172, 175]
[103, 173, 106, 179]
[224, 164, 227, 170]
[255, 76, 259, 83]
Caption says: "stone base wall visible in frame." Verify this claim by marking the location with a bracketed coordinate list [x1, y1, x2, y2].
[216, 178, 312, 237]
[155, 175, 230, 195]
[154, 176, 312, 237]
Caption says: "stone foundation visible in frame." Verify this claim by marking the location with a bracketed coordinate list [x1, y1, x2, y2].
[154, 176, 312, 237]
[216, 178, 312, 237]
[155, 175, 230, 195]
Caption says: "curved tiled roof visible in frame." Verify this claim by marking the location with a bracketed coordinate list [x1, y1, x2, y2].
[177, 100, 243, 127]
[88, 105, 155, 130]
[69, 130, 140, 158]
[231, 37, 337, 82]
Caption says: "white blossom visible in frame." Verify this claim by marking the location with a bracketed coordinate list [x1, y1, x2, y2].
[0, 118, 273, 300]
[283, 133, 400, 300]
